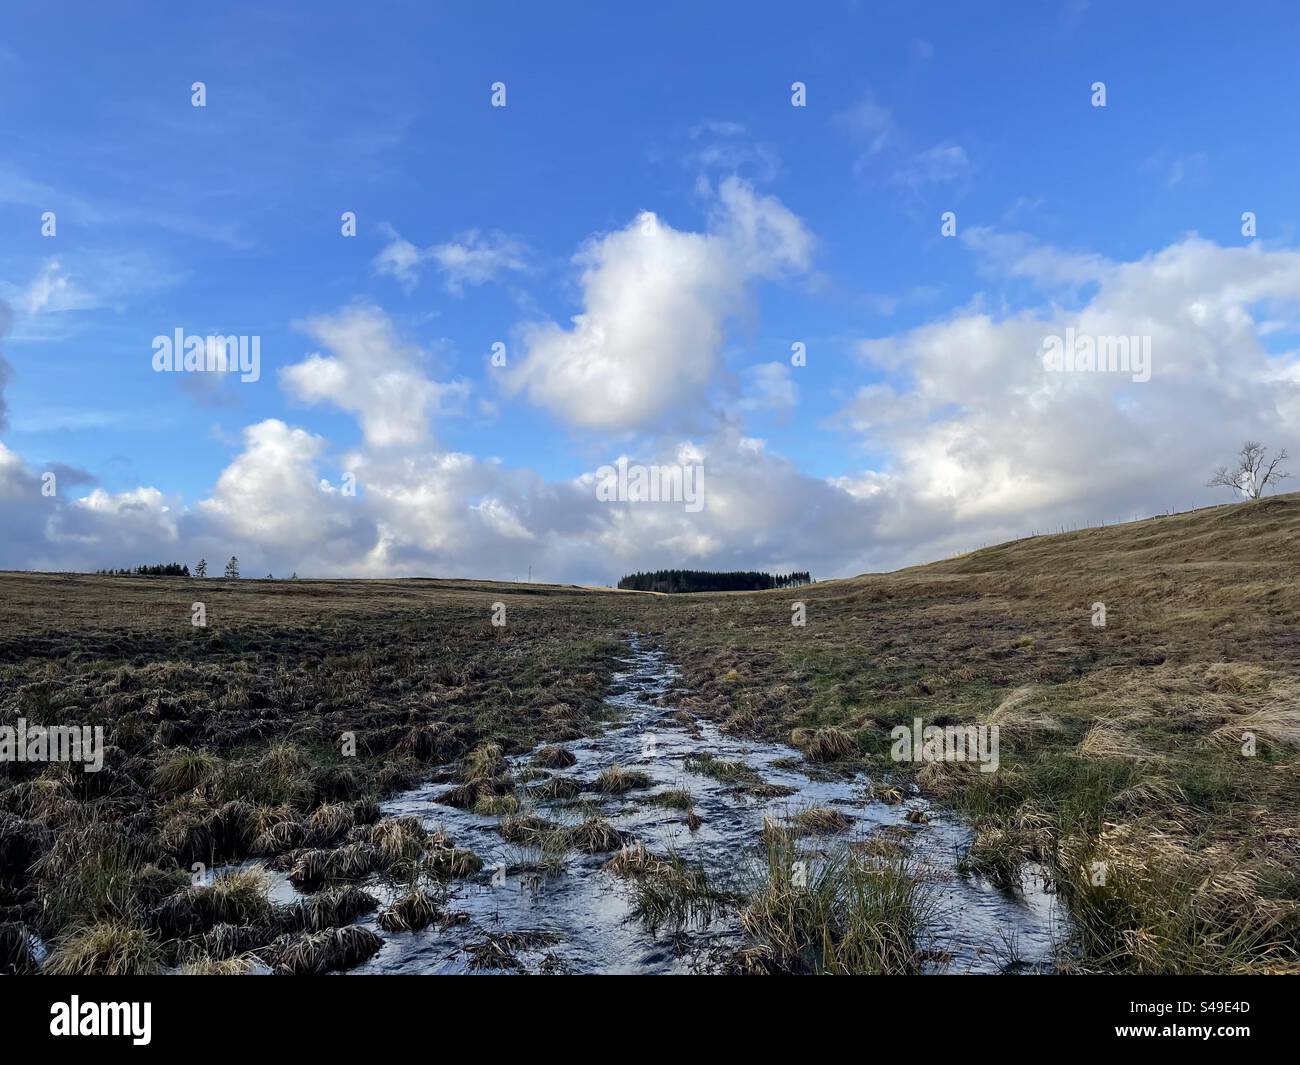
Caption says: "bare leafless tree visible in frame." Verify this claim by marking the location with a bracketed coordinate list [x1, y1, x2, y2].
[1207, 441, 1291, 500]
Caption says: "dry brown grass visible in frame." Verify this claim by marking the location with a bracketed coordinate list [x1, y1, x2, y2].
[641, 494, 1300, 973]
[5, 494, 1300, 973]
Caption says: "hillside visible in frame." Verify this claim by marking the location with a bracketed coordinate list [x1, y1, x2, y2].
[645, 494, 1300, 972]
[0, 495, 1296, 974]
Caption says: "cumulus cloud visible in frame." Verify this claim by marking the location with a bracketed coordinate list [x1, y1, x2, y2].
[281, 305, 469, 447]
[842, 234, 1300, 541]
[372, 226, 528, 293]
[5, 234, 1300, 585]
[0, 440, 176, 572]
[506, 177, 812, 431]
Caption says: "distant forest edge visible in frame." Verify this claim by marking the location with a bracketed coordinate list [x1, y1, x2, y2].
[95, 562, 191, 577]
[617, 569, 813, 593]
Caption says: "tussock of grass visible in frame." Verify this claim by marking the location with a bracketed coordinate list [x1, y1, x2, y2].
[153, 865, 273, 937]
[361, 816, 429, 867]
[179, 954, 255, 975]
[567, 817, 626, 853]
[396, 721, 460, 763]
[289, 843, 383, 890]
[464, 930, 561, 972]
[304, 802, 357, 846]
[193, 922, 275, 961]
[957, 824, 1039, 891]
[282, 885, 378, 931]
[529, 775, 582, 802]
[499, 811, 562, 845]
[533, 745, 577, 769]
[595, 764, 654, 794]
[603, 840, 668, 878]
[473, 791, 520, 816]
[377, 889, 457, 932]
[44, 921, 161, 975]
[790, 726, 857, 763]
[683, 753, 763, 788]
[762, 806, 854, 844]
[739, 838, 930, 974]
[646, 786, 694, 810]
[424, 841, 483, 879]
[270, 925, 383, 974]
[154, 749, 221, 793]
[461, 742, 508, 783]
[31, 817, 143, 926]
[376, 890, 438, 932]
[250, 811, 304, 856]
[1053, 826, 1299, 973]
[605, 843, 737, 934]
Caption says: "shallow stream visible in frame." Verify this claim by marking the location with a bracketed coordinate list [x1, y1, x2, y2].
[262, 636, 1067, 973]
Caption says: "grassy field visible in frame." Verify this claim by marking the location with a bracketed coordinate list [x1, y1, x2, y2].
[1, 495, 1297, 974]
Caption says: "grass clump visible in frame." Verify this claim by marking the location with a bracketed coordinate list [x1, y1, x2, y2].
[740, 838, 931, 974]
[179, 955, 255, 975]
[270, 925, 383, 974]
[154, 749, 221, 794]
[533, 745, 577, 769]
[44, 921, 162, 975]
[596, 764, 654, 794]
[460, 742, 508, 783]
[529, 775, 582, 802]
[682, 753, 794, 798]
[424, 840, 483, 879]
[282, 885, 378, 931]
[791, 726, 857, 763]
[605, 842, 738, 934]
[646, 787, 694, 810]
[762, 806, 854, 844]
[567, 817, 626, 854]
[377, 889, 460, 932]
[473, 791, 520, 816]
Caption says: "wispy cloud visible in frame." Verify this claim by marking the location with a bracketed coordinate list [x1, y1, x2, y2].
[373, 226, 529, 294]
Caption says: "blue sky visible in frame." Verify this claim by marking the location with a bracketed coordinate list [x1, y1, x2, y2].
[3, 1, 1300, 581]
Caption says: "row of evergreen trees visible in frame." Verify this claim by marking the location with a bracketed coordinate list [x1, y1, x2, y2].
[617, 569, 812, 593]
[96, 562, 191, 577]
[96, 558, 263, 578]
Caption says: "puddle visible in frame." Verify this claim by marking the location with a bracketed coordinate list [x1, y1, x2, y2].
[258, 636, 1068, 973]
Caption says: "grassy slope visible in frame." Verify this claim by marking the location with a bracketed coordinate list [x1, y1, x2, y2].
[645, 494, 1300, 972]
[1, 494, 1297, 973]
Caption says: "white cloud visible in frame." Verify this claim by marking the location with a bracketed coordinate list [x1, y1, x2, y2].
[5, 235, 1300, 586]
[683, 121, 781, 183]
[507, 178, 813, 431]
[843, 234, 1300, 537]
[738, 361, 798, 413]
[16, 259, 92, 315]
[372, 226, 528, 293]
[834, 92, 970, 196]
[281, 305, 469, 447]
[890, 144, 970, 192]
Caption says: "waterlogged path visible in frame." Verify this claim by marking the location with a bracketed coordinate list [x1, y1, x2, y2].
[305, 637, 1065, 972]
